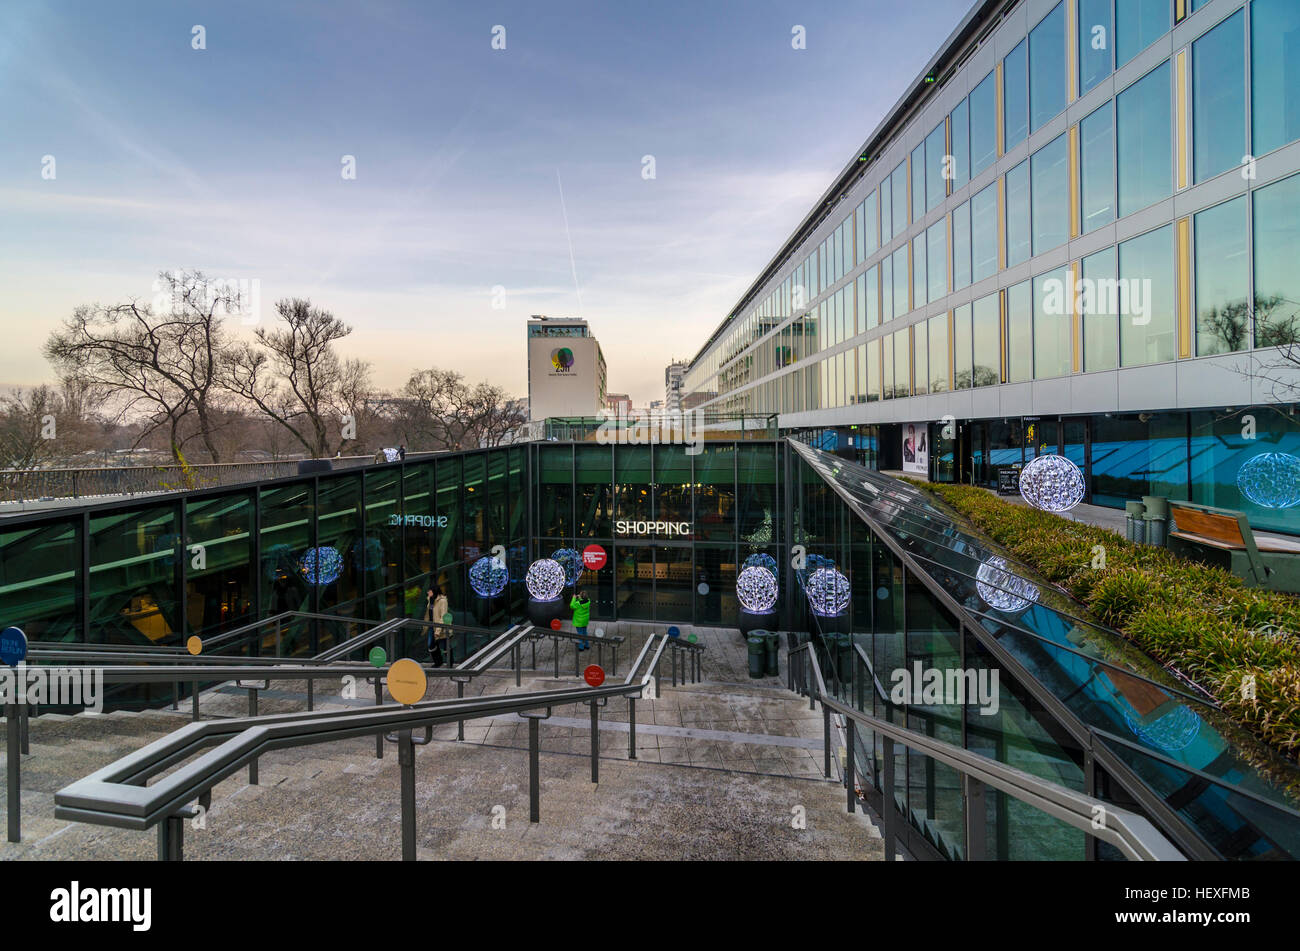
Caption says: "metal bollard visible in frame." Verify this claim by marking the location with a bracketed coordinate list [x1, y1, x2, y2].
[589, 700, 600, 784]
[7, 702, 20, 842]
[248, 688, 259, 784]
[398, 729, 416, 861]
[845, 722, 856, 813]
[627, 698, 637, 760]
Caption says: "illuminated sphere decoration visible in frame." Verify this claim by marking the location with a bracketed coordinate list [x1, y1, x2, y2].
[805, 567, 850, 617]
[1121, 703, 1201, 753]
[525, 558, 566, 602]
[736, 565, 778, 614]
[298, 546, 344, 586]
[1018, 454, 1085, 513]
[975, 556, 1038, 613]
[743, 552, 778, 578]
[469, 555, 509, 598]
[1236, 452, 1300, 509]
[350, 536, 385, 572]
[550, 548, 583, 586]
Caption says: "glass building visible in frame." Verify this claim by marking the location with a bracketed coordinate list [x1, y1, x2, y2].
[681, 0, 1300, 535]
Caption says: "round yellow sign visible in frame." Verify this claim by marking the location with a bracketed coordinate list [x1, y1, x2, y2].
[386, 658, 428, 706]
[186, 636, 202, 656]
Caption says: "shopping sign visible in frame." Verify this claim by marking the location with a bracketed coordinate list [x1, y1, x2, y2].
[582, 544, 607, 570]
[583, 665, 605, 687]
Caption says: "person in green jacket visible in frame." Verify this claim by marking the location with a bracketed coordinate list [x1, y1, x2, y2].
[570, 588, 592, 651]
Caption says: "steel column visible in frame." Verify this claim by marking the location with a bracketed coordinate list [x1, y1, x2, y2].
[966, 775, 987, 861]
[882, 735, 896, 862]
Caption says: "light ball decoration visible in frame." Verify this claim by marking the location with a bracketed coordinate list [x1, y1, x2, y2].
[298, 546, 344, 586]
[975, 556, 1038, 614]
[525, 558, 566, 602]
[350, 536, 385, 572]
[1121, 703, 1201, 753]
[805, 567, 850, 617]
[1236, 452, 1300, 509]
[736, 565, 778, 613]
[743, 552, 778, 578]
[1018, 454, 1085, 513]
[469, 555, 509, 598]
[549, 548, 583, 586]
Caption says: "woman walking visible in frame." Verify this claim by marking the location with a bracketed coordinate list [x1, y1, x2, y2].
[425, 586, 450, 667]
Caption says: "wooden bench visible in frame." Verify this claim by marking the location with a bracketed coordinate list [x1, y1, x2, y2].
[1168, 501, 1300, 592]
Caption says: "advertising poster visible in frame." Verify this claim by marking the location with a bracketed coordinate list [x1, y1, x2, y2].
[902, 422, 929, 476]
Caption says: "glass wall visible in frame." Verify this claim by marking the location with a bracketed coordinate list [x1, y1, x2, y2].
[1116, 61, 1171, 217]
[1192, 9, 1246, 184]
[1251, 0, 1300, 158]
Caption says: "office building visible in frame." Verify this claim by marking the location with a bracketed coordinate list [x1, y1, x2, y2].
[682, 0, 1300, 534]
[526, 316, 608, 420]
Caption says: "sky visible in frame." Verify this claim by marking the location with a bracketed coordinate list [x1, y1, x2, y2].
[0, 0, 974, 406]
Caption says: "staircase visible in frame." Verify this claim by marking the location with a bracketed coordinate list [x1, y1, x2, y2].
[2, 625, 885, 861]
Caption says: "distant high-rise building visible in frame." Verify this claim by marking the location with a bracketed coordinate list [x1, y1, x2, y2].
[605, 393, 632, 416]
[664, 360, 686, 412]
[526, 316, 607, 420]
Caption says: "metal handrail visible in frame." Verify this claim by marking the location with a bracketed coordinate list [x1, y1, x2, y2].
[787, 643, 1184, 862]
[53, 633, 672, 860]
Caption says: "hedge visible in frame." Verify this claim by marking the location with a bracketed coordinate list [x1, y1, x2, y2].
[912, 482, 1300, 767]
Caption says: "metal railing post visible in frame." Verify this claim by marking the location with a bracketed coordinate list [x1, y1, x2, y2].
[6, 702, 20, 842]
[612, 645, 618, 677]
[514, 644, 521, 687]
[628, 698, 637, 760]
[553, 637, 560, 679]
[846, 721, 856, 813]
[589, 701, 600, 784]
[398, 729, 416, 861]
[307, 679, 314, 711]
[191, 682, 199, 721]
[966, 775, 987, 861]
[882, 735, 896, 862]
[248, 688, 259, 784]
[456, 680, 466, 741]
[574, 639, 581, 678]
[528, 716, 541, 822]
[158, 814, 184, 861]
[20, 702, 29, 755]
[823, 702, 832, 779]
[375, 678, 384, 759]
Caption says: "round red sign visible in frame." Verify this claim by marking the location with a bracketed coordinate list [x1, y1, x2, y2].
[550, 618, 563, 630]
[582, 544, 607, 570]
[583, 665, 605, 687]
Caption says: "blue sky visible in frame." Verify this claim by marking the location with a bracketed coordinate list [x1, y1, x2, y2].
[0, 0, 973, 405]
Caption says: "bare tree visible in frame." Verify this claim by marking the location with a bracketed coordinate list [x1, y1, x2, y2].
[1233, 295, 1300, 401]
[222, 298, 354, 458]
[44, 270, 234, 462]
[402, 368, 524, 449]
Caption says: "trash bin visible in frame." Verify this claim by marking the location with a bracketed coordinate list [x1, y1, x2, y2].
[1125, 501, 1147, 544]
[747, 636, 766, 679]
[1143, 495, 1170, 548]
[763, 631, 779, 677]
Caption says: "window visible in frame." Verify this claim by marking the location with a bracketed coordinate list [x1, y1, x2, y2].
[914, 322, 929, 396]
[1193, 10, 1245, 183]
[972, 293, 1000, 387]
[925, 121, 947, 213]
[880, 176, 894, 243]
[970, 71, 998, 176]
[867, 338, 881, 401]
[882, 254, 894, 322]
[1116, 61, 1171, 217]
[1119, 224, 1176, 366]
[1005, 160, 1031, 267]
[1080, 103, 1115, 233]
[951, 99, 970, 189]
[890, 246, 909, 316]
[1116, 0, 1169, 68]
[1033, 267, 1072, 379]
[883, 333, 894, 398]
[911, 143, 927, 223]
[1004, 40, 1029, 151]
[1030, 3, 1066, 134]
[1251, 0, 1300, 157]
[927, 219, 947, 303]
[929, 313, 949, 392]
[1254, 172, 1300, 347]
[1006, 281, 1033, 383]
[953, 201, 972, 290]
[1078, 0, 1113, 95]
[953, 303, 973, 388]
[971, 182, 999, 282]
[893, 328, 911, 398]
[1031, 133, 1069, 254]
[891, 162, 909, 239]
[865, 266, 880, 329]
[1081, 246, 1118, 371]
[913, 234, 928, 309]
[861, 191, 879, 259]
[1195, 196, 1249, 355]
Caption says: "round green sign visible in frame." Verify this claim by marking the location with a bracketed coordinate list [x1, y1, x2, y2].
[687, 633, 698, 643]
[368, 646, 387, 668]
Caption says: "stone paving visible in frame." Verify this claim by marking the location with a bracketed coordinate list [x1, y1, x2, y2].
[0, 623, 884, 861]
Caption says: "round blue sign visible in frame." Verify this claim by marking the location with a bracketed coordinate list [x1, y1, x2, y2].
[667, 626, 680, 639]
[0, 627, 27, 667]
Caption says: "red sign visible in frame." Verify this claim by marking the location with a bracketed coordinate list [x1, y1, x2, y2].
[582, 544, 607, 570]
[583, 665, 605, 687]
[550, 618, 563, 630]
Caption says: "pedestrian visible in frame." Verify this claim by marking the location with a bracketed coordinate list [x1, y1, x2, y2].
[425, 586, 450, 667]
[398, 444, 406, 461]
[570, 587, 592, 650]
